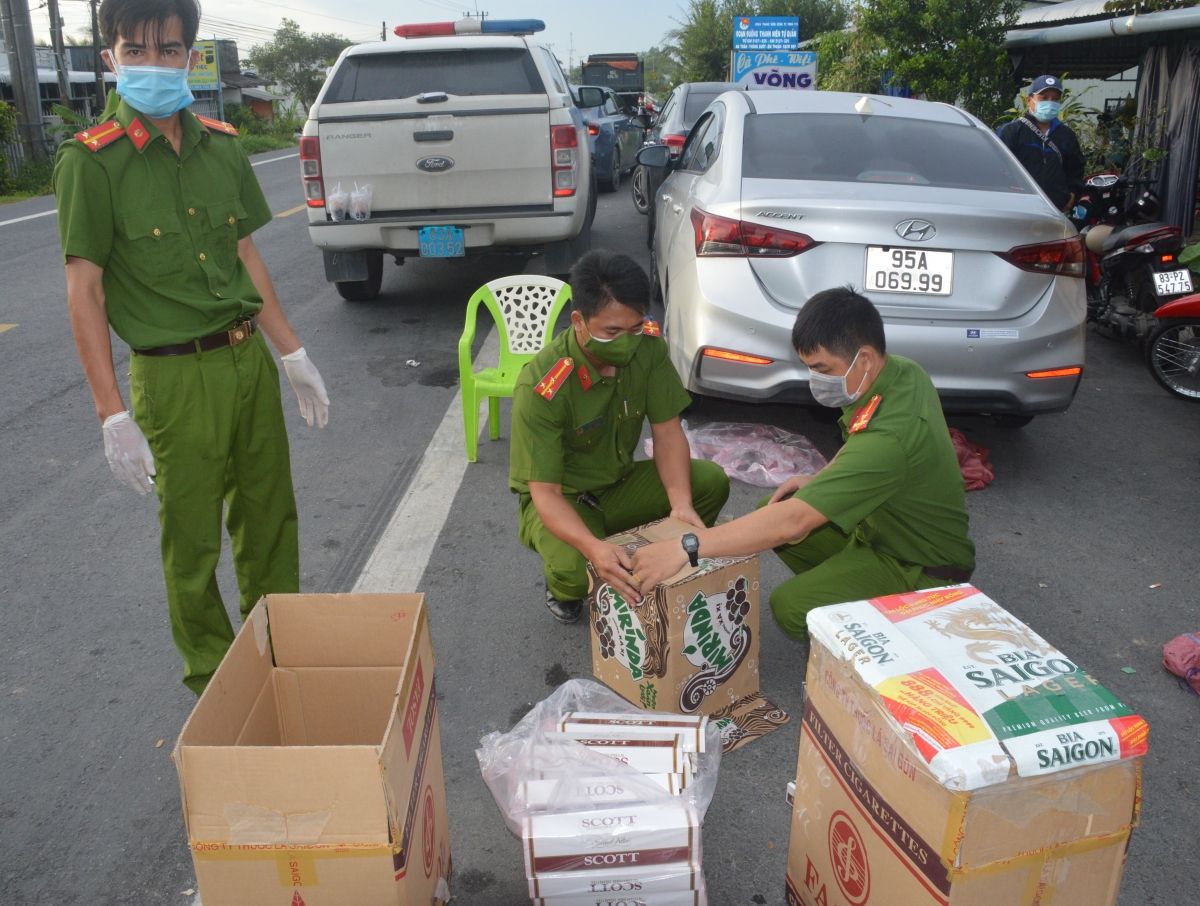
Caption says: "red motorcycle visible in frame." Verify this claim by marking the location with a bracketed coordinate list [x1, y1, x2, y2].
[1146, 292, 1200, 401]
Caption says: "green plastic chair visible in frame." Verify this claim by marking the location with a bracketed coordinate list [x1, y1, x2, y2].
[458, 275, 572, 462]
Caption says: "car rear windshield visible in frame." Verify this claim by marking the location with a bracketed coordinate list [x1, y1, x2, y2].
[323, 48, 543, 102]
[741, 113, 1033, 193]
[682, 91, 726, 129]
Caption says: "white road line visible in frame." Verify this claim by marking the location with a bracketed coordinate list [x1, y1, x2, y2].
[354, 328, 498, 593]
[1, 154, 295, 229]
[0, 209, 55, 228]
[188, 327, 496, 906]
[251, 152, 299, 168]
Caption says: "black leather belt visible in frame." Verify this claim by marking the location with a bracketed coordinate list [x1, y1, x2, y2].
[133, 319, 256, 357]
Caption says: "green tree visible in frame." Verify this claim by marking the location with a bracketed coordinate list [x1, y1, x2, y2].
[642, 45, 682, 97]
[829, 0, 1021, 123]
[670, 0, 737, 83]
[754, 0, 850, 42]
[245, 19, 353, 111]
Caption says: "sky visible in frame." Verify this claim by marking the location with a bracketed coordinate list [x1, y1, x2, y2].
[31, 0, 683, 72]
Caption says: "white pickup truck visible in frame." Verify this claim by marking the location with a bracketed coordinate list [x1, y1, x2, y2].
[299, 18, 595, 301]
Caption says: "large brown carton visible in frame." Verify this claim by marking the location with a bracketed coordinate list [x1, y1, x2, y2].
[173, 594, 452, 906]
[786, 585, 1148, 906]
[587, 517, 788, 752]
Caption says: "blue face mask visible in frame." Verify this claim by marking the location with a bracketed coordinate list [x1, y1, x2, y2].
[111, 55, 195, 119]
[1033, 100, 1061, 123]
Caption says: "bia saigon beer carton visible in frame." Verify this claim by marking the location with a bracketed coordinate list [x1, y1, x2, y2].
[586, 517, 788, 752]
[785, 584, 1149, 906]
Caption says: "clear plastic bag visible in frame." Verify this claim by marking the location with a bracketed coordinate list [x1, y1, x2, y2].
[350, 182, 373, 221]
[326, 182, 349, 221]
[476, 678, 721, 839]
[644, 420, 828, 488]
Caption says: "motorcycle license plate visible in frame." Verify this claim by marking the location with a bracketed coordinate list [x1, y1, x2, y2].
[1154, 268, 1193, 296]
[418, 225, 465, 258]
[865, 247, 953, 295]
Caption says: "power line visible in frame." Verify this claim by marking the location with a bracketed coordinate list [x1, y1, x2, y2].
[244, 0, 373, 30]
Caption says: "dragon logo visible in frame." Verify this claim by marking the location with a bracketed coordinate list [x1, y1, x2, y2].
[926, 604, 1055, 664]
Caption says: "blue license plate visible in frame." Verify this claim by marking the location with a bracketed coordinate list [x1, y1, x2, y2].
[418, 225, 465, 258]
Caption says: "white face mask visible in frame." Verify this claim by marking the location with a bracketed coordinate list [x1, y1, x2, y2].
[808, 349, 869, 408]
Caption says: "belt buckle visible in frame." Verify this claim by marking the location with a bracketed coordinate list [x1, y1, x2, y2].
[228, 321, 250, 347]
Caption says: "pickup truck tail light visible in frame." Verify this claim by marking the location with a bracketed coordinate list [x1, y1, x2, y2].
[691, 208, 818, 258]
[299, 136, 325, 208]
[663, 133, 687, 159]
[997, 237, 1084, 277]
[551, 125, 579, 198]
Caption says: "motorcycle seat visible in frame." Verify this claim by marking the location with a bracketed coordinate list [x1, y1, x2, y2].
[1101, 221, 1174, 255]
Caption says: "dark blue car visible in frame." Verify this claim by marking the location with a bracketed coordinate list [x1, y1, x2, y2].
[572, 85, 645, 192]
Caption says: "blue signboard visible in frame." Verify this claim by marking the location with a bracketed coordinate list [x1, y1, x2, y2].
[732, 16, 800, 51]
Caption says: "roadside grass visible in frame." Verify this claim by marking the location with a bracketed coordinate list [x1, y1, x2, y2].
[0, 132, 297, 205]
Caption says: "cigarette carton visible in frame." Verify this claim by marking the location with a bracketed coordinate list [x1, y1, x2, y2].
[524, 802, 700, 879]
[173, 594, 452, 906]
[529, 865, 703, 898]
[559, 712, 708, 753]
[555, 731, 686, 773]
[587, 518, 789, 752]
[785, 585, 1148, 906]
[534, 886, 707, 905]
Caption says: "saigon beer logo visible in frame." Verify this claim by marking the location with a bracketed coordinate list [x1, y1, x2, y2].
[593, 584, 649, 680]
[828, 811, 870, 905]
[678, 576, 752, 712]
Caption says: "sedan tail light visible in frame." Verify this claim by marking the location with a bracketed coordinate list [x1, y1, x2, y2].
[299, 136, 325, 208]
[586, 123, 600, 137]
[691, 208, 818, 258]
[998, 237, 1084, 277]
[550, 125, 579, 198]
[663, 133, 687, 158]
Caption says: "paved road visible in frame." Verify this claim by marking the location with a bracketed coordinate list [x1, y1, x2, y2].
[0, 153, 1196, 905]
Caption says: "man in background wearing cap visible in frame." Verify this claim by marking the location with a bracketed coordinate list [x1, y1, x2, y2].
[997, 75, 1085, 214]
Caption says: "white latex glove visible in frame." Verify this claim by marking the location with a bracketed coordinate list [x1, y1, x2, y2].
[101, 410, 156, 495]
[281, 347, 330, 429]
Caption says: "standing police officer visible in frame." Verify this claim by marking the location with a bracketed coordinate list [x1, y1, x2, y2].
[631, 288, 974, 639]
[997, 74, 1085, 214]
[508, 251, 729, 623]
[54, 0, 329, 692]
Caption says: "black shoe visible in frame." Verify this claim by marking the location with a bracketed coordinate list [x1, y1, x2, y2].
[545, 589, 584, 624]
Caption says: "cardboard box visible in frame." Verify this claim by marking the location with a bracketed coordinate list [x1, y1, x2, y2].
[587, 517, 788, 751]
[785, 585, 1148, 906]
[173, 594, 452, 906]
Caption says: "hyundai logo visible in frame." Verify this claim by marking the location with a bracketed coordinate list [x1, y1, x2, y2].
[895, 218, 936, 241]
[416, 156, 455, 173]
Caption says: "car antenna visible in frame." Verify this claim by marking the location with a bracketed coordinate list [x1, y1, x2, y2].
[854, 96, 894, 116]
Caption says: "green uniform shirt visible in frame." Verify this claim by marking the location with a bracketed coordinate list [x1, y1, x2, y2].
[796, 355, 975, 572]
[53, 93, 273, 350]
[508, 325, 691, 495]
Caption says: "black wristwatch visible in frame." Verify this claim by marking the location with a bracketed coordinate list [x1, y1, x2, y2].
[681, 533, 700, 568]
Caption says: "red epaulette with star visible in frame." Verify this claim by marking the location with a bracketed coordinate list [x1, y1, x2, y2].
[577, 363, 593, 392]
[536, 357, 574, 401]
[74, 120, 126, 152]
[849, 394, 882, 434]
[642, 319, 661, 337]
[196, 114, 239, 136]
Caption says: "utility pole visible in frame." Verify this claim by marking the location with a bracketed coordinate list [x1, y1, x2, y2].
[47, 0, 72, 111]
[90, 0, 105, 113]
[0, 0, 49, 159]
[381, 20, 386, 42]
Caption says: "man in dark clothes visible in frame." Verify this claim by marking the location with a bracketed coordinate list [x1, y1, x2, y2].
[997, 74, 1085, 213]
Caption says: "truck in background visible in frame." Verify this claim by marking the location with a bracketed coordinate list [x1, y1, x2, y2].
[581, 53, 645, 108]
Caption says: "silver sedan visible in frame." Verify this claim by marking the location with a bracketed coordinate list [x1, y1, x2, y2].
[640, 89, 1087, 425]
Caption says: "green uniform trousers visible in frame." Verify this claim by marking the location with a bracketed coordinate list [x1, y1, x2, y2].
[130, 332, 299, 693]
[759, 494, 947, 640]
[519, 459, 730, 601]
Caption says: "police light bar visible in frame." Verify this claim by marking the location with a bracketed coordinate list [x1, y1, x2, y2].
[394, 18, 545, 38]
